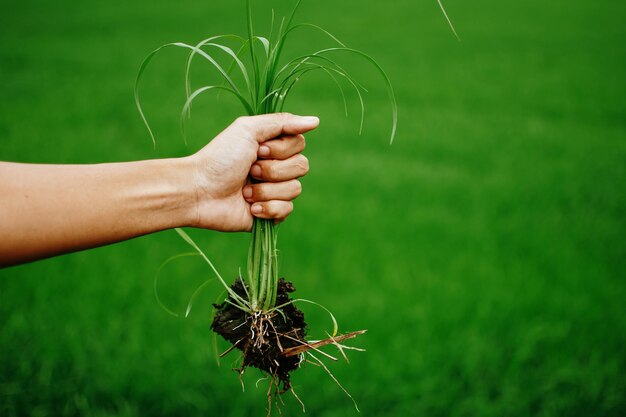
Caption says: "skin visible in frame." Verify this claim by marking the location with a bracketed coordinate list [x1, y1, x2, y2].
[0, 113, 319, 267]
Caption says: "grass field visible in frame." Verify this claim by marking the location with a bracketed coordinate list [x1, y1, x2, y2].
[1, 0, 625, 416]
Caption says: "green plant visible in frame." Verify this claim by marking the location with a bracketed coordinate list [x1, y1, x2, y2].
[136, 1, 397, 308]
[135, 0, 454, 413]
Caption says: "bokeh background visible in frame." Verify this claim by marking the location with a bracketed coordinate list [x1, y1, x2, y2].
[1, 0, 625, 416]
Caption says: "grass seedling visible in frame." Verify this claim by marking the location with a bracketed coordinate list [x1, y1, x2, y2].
[135, 0, 452, 413]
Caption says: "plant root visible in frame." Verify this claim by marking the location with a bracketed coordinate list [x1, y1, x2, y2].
[211, 277, 366, 414]
[211, 278, 307, 391]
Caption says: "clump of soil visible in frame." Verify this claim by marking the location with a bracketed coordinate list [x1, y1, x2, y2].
[211, 278, 307, 390]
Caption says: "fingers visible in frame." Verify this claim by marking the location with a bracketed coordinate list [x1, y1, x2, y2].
[243, 180, 302, 203]
[234, 113, 315, 224]
[243, 180, 302, 223]
[234, 113, 319, 143]
[249, 154, 309, 182]
[258, 134, 306, 160]
[250, 201, 293, 222]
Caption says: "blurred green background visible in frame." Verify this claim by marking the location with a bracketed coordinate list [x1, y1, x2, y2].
[1, 0, 625, 416]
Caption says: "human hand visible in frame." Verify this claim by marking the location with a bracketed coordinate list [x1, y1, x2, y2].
[185, 113, 319, 232]
[0, 113, 317, 265]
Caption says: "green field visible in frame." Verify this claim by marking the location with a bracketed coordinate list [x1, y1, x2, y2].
[1, 0, 625, 416]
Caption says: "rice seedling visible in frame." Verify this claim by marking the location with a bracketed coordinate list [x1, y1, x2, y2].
[135, 0, 454, 413]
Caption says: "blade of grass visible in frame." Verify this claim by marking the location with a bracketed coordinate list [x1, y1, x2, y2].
[254, 36, 270, 57]
[246, 0, 261, 107]
[181, 85, 254, 141]
[283, 23, 346, 47]
[436, 0, 460, 41]
[154, 252, 200, 317]
[135, 41, 250, 146]
[313, 47, 397, 143]
[184, 34, 246, 116]
[263, 0, 302, 100]
[274, 54, 369, 92]
[187, 41, 251, 101]
[175, 228, 249, 310]
[185, 278, 215, 318]
[276, 62, 365, 132]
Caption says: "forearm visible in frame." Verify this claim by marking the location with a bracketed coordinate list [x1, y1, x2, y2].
[0, 158, 196, 267]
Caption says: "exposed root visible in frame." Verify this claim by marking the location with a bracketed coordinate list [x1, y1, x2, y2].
[212, 278, 307, 390]
[211, 277, 366, 414]
[308, 352, 360, 413]
[282, 330, 367, 358]
[291, 386, 306, 413]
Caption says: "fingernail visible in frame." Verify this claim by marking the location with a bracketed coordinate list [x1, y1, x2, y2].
[251, 204, 263, 214]
[299, 116, 319, 126]
[243, 186, 252, 199]
[251, 164, 262, 177]
[258, 145, 270, 157]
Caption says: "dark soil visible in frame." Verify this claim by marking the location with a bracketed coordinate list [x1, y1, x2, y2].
[211, 278, 307, 390]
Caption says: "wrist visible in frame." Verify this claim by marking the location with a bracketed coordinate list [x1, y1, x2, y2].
[144, 156, 199, 230]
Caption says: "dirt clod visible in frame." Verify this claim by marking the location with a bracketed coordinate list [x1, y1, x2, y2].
[211, 278, 307, 390]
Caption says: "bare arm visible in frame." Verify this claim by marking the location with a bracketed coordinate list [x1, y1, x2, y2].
[0, 113, 319, 267]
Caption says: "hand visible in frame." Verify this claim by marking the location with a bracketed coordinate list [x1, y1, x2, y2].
[186, 113, 319, 232]
[0, 113, 318, 266]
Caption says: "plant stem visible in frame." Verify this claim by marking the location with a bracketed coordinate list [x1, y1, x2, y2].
[247, 217, 279, 311]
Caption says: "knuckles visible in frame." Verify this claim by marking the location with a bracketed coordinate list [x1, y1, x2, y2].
[232, 116, 255, 143]
[255, 155, 308, 180]
[279, 201, 294, 217]
[275, 112, 293, 122]
[266, 202, 280, 217]
[293, 180, 303, 196]
[267, 163, 281, 180]
[296, 154, 309, 175]
[249, 180, 302, 202]
[233, 116, 252, 130]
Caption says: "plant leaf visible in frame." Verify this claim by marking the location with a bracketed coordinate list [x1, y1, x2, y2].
[181, 85, 254, 141]
[135, 40, 250, 146]
[277, 62, 365, 133]
[437, 0, 460, 41]
[174, 228, 249, 310]
[153, 252, 200, 317]
[284, 23, 347, 47]
[254, 36, 270, 57]
[185, 38, 251, 111]
[314, 47, 398, 144]
[185, 278, 215, 318]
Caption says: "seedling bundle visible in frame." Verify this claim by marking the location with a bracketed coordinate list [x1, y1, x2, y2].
[133, 0, 457, 413]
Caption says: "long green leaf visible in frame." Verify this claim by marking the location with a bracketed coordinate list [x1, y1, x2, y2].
[185, 38, 251, 109]
[181, 85, 254, 141]
[437, 0, 460, 41]
[254, 36, 270, 57]
[263, 0, 302, 100]
[153, 252, 200, 317]
[274, 54, 369, 92]
[185, 278, 215, 318]
[283, 23, 346, 47]
[174, 228, 250, 310]
[276, 62, 365, 133]
[135, 41, 249, 146]
[313, 47, 397, 144]
[184, 34, 246, 116]
[246, 0, 260, 106]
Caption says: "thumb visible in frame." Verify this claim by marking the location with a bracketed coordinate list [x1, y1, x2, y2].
[235, 113, 319, 143]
